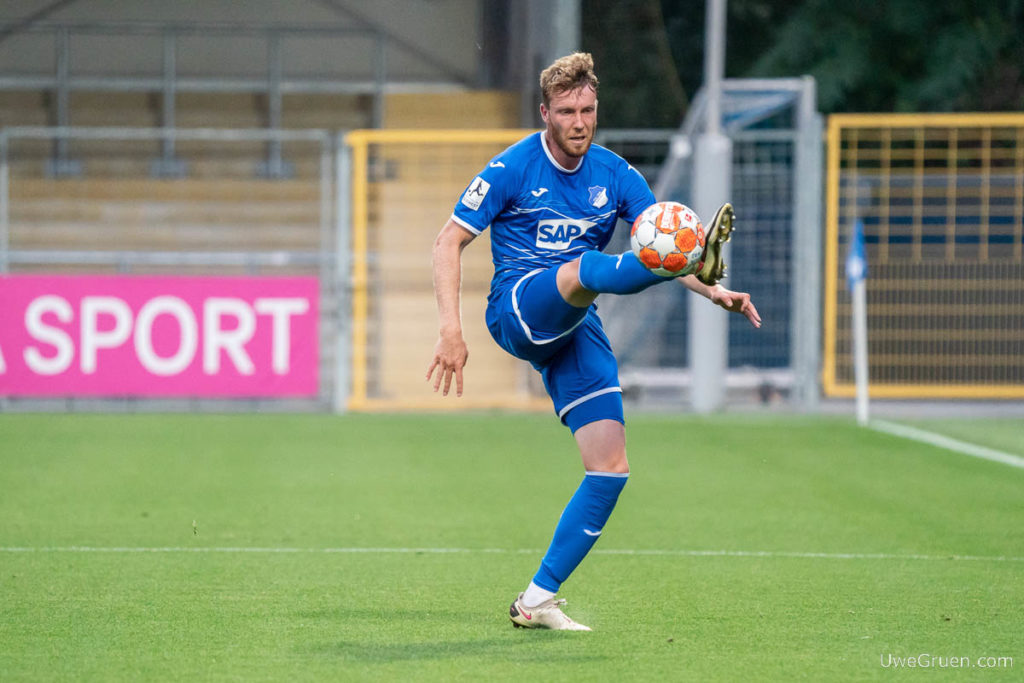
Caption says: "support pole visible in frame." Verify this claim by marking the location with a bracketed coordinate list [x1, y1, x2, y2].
[47, 26, 80, 176]
[689, 0, 731, 414]
[372, 35, 387, 129]
[0, 132, 9, 273]
[334, 134, 354, 413]
[791, 76, 823, 410]
[161, 30, 176, 164]
[151, 30, 186, 177]
[265, 31, 285, 177]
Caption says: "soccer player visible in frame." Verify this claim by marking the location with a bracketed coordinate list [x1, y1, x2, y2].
[426, 53, 761, 631]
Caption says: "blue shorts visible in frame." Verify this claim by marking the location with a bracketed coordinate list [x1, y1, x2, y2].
[485, 267, 623, 432]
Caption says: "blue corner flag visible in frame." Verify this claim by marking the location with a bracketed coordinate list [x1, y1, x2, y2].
[846, 219, 867, 291]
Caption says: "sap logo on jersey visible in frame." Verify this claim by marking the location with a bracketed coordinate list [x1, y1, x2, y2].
[536, 219, 596, 250]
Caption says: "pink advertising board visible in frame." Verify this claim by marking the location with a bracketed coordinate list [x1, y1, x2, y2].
[0, 275, 319, 397]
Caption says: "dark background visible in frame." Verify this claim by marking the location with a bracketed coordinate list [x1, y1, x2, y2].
[582, 0, 1024, 127]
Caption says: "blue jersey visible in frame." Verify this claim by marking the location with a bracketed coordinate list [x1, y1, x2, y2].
[451, 131, 655, 300]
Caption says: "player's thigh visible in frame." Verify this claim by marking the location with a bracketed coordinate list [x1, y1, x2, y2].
[514, 266, 591, 342]
[540, 314, 624, 433]
[486, 267, 588, 364]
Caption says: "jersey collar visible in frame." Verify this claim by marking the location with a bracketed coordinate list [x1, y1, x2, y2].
[540, 131, 584, 174]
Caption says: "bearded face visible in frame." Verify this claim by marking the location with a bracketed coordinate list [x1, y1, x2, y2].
[540, 85, 597, 169]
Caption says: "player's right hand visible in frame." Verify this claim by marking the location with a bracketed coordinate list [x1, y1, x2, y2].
[426, 334, 469, 397]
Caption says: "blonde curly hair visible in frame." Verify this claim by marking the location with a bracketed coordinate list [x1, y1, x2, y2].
[539, 52, 599, 107]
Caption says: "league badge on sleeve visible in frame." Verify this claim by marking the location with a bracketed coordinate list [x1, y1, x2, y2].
[461, 176, 491, 211]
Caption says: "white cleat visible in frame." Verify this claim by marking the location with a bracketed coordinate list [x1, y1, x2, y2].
[509, 592, 592, 631]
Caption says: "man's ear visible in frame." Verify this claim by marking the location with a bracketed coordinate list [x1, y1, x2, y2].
[539, 103, 549, 124]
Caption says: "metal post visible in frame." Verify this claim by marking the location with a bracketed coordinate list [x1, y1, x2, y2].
[703, 0, 726, 139]
[318, 134, 333, 411]
[55, 26, 69, 160]
[48, 26, 80, 176]
[689, 0, 731, 414]
[791, 76, 823, 410]
[372, 35, 387, 128]
[0, 140, 7, 407]
[333, 133, 353, 413]
[162, 31, 176, 162]
[518, 0, 542, 127]
[151, 30, 186, 177]
[265, 31, 285, 177]
[0, 132, 9, 273]
[551, 0, 581, 56]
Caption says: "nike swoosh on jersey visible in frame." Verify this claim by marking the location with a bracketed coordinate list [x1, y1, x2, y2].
[489, 161, 505, 168]
[531, 188, 549, 197]
[583, 528, 602, 537]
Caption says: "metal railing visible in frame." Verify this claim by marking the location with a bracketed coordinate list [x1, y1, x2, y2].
[0, 21, 473, 175]
[604, 78, 824, 409]
[0, 125, 342, 413]
[2, 124, 776, 413]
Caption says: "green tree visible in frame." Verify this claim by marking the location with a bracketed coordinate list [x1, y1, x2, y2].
[583, 0, 1024, 125]
[745, 0, 1024, 112]
[583, 0, 689, 127]
[584, 0, 807, 126]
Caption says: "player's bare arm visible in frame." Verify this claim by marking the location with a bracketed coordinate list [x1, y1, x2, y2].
[427, 218, 476, 397]
[680, 275, 762, 328]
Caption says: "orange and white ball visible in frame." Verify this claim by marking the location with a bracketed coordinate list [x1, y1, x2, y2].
[630, 201, 706, 277]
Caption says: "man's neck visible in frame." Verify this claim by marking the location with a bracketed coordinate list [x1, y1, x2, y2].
[542, 131, 582, 172]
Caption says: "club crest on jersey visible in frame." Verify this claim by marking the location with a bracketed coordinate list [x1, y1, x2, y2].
[588, 186, 608, 209]
[461, 176, 490, 211]
[536, 218, 596, 250]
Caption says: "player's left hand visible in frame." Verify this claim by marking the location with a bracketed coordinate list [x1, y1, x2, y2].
[709, 285, 761, 328]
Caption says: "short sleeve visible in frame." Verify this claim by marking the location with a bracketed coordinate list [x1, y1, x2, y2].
[451, 159, 518, 234]
[618, 163, 657, 224]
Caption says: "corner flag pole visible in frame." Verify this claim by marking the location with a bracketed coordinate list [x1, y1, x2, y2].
[847, 218, 869, 425]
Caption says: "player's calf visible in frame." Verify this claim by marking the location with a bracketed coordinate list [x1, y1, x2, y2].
[575, 250, 668, 297]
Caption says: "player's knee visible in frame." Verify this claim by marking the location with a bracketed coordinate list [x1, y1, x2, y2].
[556, 259, 597, 308]
[588, 448, 629, 475]
[606, 452, 630, 475]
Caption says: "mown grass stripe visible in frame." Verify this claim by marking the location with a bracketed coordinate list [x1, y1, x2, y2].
[2, 546, 1021, 562]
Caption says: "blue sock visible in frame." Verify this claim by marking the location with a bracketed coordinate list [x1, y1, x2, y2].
[577, 250, 670, 295]
[532, 472, 629, 593]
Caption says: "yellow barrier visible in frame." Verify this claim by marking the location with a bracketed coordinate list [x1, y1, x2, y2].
[343, 129, 551, 412]
[823, 114, 1024, 399]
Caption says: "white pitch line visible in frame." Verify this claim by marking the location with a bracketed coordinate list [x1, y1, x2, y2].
[0, 546, 1021, 562]
[871, 419, 1024, 470]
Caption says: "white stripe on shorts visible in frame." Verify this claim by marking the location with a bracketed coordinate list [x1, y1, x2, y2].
[558, 386, 623, 419]
[511, 269, 587, 345]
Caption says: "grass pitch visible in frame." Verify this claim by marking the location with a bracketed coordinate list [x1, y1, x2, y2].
[1, 412, 1021, 681]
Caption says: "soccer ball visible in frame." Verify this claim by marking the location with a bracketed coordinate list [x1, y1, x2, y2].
[630, 201, 706, 277]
